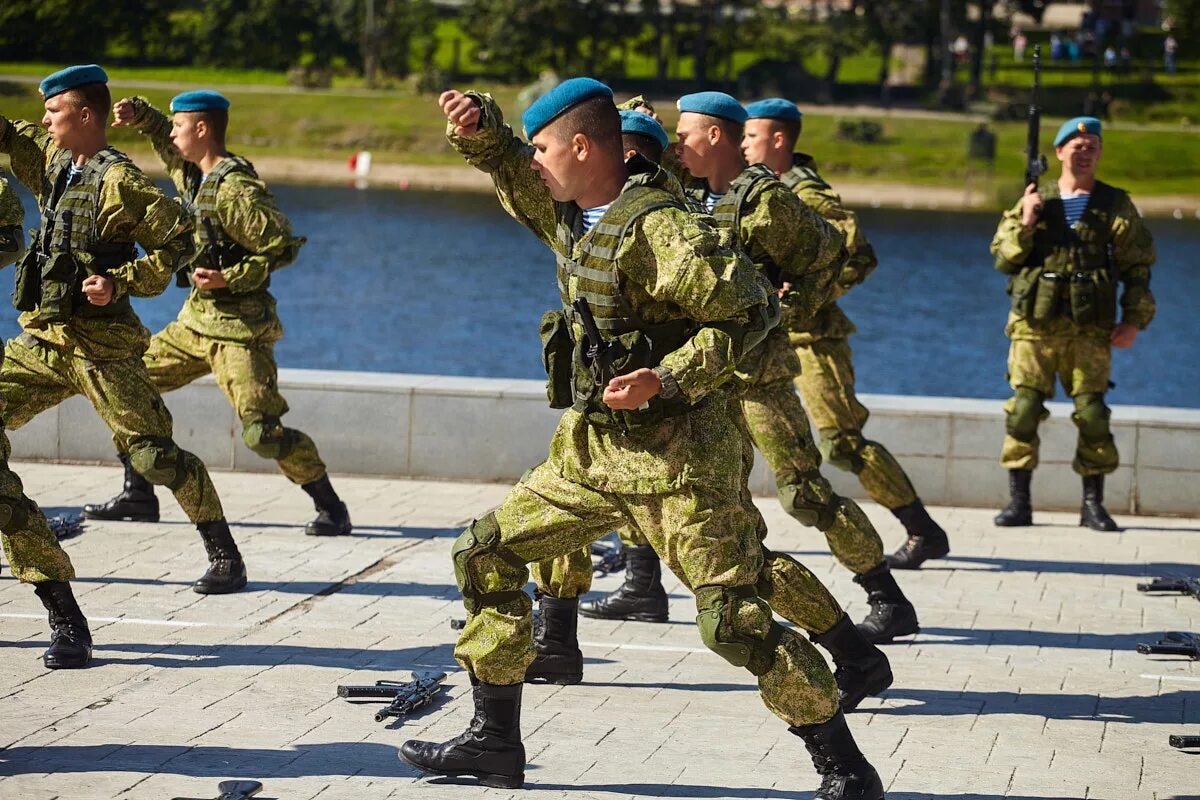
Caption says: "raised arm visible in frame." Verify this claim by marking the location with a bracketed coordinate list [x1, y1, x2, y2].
[117, 96, 196, 194]
[991, 194, 1037, 274]
[0, 116, 60, 200]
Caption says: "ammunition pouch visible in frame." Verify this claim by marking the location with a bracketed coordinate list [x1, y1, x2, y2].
[35, 250, 82, 323]
[0, 225, 23, 270]
[1068, 270, 1117, 327]
[710, 294, 780, 361]
[12, 246, 44, 312]
[1007, 266, 1039, 317]
[539, 309, 574, 409]
[1032, 271, 1068, 321]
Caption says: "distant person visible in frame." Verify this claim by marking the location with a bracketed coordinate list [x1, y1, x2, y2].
[1013, 32, 1028, 62]
[965, 122, 997, 203]
[990, 117, 1156, 532]
[1050, 33, 1064, 61]
[1104, 46, 1118, 69]
[1067, 37, 1081, 62]
[1164, 35, 1178, 75]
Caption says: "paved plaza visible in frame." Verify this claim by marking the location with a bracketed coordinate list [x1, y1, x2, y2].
[1, 461, 1197, 800]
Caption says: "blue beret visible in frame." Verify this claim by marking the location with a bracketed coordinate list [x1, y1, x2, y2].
[171, 90, 231, 113]
[521, 77, 614, 139]
[619, 110, 669, 151]
[745, 98, 803, 123]
[1054, 116, 1102, 147]
[677, 91, 747, 125]
[39, 64, 107, 100]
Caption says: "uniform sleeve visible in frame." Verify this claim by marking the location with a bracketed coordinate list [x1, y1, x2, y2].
[794, 182, 877, 291]
[1111, 194, 1156, 329]
[96, 164, 195, 298]
[616, 206, 772, 403]
[213, 174, 299, 294]
[0, 177, 24, 227]
[446, 92, 559, 247]
[0, 116, 59, 200]
[990, 198, 1035, 274]
[128, 96, 197, 194]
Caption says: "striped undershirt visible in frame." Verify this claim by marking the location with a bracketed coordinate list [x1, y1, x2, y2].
[704, 191, 726, 213]
[1061, 191, 1090, 226]
[581, 204, 611, 232]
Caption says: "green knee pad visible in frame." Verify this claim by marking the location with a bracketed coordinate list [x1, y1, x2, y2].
[0, 495, 31, 534]
[128, 439, 188, 491]
[241, 415, 295, 460]
[695, 586, 784, 676]
[1072, 393, 1112, 442]
[1006, 387, 1047, 442]
[818, 429, 865, 474]
[777, 472, 836, 530]
[451, 512, 526, 614]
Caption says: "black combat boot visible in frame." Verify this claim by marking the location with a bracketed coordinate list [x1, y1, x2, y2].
[578, 544, 669, 622]
[853, 562, 919, 644]
[1080, 474, 1120, 532]
[400, 681, 525, 789]
[811, 614, 893, 712]
[790, 710, 885, 800]
[885, 499, 950, 570]
[193, 520, 247, 595]
[82, 453, 159, 522]
[33, 581, 93, 669]
[525, 595, 584, 684]
[301, 474, 352, 536]
[994, 468, 1033, 527]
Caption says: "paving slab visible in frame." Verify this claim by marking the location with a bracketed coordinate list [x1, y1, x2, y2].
[1, 461, 1198, 799]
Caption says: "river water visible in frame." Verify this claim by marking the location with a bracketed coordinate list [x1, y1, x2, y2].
[6, 181, 1199, 408]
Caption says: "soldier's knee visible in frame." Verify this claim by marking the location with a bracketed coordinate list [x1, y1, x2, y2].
[695, 586, 783, 676]
[128, 438, 187, 490]
[818, 429, 865, 473]
[1072, 393, 1111, 441]
[241, 415, 294, 460]
[1006, 387, 1047, 442]
[777, 471, 837, 529]
[452, 512, 527, 614]
[0, 493, 31, 534]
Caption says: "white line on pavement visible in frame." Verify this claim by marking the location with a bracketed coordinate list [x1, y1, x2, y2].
[0, 613, 209, 628]
[581, 640, 709, 654]
[1140, 673, 1200, 682]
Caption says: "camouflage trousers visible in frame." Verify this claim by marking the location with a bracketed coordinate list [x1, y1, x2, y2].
[456, 443, 840, 727]
[1, 333, 224, 524]
[791, 334, 918, 510]
[0, 422, 75, 583]
[1002, 334, 1117, 475]
[138, 322, 327, 485]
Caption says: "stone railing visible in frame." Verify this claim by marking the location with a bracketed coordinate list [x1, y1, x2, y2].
[13, 369, 1199, 515]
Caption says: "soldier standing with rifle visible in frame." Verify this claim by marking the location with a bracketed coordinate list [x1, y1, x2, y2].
[991, 48, 1156, 530]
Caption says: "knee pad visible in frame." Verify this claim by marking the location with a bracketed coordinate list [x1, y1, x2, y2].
[1072, 393, 1111, 442]
[128, 438, 188, 491]
[1006, 387, 1047, 442]
[818, 429, 865, 474]
[451, 512, 527, 614]
[777, 471, 837, 530]
[241, 415, 295, 460]
[694, 586, 785, 676]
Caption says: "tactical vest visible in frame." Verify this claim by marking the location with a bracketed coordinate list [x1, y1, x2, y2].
[779, 154, 825, 194]
[13, 148, 136, 321]
[1009, 181, 1121, 326]
[181, 155, 257, 294]
[546, 169, 702, 430]
[686, 164, 786, 287]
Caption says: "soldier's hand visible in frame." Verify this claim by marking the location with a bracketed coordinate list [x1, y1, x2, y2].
[1021, 182, 1043, 228]
[439, 91, 481, 136]
[81, 274, 114, 306]
[191, 267, 227, 290]
[112, 98, 136, 128]
[603, 369, 661, 410]
[1111, 322, 1138, 349]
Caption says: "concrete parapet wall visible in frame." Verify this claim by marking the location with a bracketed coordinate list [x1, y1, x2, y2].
[14, 368, 1200, 516]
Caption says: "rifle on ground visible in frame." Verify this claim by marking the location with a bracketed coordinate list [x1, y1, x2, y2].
[1137, 576, 1200, 602]
[591, 534, 626, 576]
[336, 670, 447, 723]
[1170, 734, 1200, 749]
[1136, 631, 1200, 660]
[1024, 45, 1048, 191]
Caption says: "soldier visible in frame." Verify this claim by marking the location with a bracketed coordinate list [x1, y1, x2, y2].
[741, 98, 950, 570]
[0, 65, 247, 595]
[991, 116, 1155, 530]
[401, 79, 886, 800]
[79, 91, 351, 537]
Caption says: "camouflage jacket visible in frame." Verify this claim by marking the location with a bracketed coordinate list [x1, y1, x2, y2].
[127, 97, 300, 345]
[0, 175, 23, 266]
[448, 92, 774, 494]
[991, 179, 1156, 339]
[0, 115, 194, 360]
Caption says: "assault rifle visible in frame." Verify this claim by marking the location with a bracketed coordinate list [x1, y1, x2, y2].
[1024, 45, 1048, 191]
[172, 779, 263, 800]
[336, 670, 447, 723]
[1137, 576, 1200, 602]
[591, 534, 626, 576]
[572, 297, 624, 384]
[1136, 631, 1200, 661]
[1170, 734, 1200, 749]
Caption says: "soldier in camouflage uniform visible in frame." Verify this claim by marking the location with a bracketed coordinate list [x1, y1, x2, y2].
[991, 117, 1155, 531]
[80, 91, 351, 537]
[1, 175, 24, 267]
[399, 80, 886, 800]
[0, 65, 248, 602]
[741, 99, 950, 570]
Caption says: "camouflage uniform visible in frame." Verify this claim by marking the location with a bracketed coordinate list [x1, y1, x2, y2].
[1, 175, 24, 268]
[120, 98, 326, 485]
[448, 93, 840, 726]
[0, 115, 225, 541]
[991, 181, 1155, 475]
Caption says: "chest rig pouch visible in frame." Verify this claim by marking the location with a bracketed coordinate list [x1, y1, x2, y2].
[15, 148, 135, 322]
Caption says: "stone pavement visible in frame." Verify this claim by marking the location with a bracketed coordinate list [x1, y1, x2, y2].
[0, 461, 1197, 800]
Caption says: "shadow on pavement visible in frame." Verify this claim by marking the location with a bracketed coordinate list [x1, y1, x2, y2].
[915, 626, 1154, 651]
[69, 575, 460, 598]
[873, 687, 1190, 724]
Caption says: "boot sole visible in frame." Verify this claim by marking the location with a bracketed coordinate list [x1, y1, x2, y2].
[305, 525, 353, 536]
[82, 510, 160, 523]
[399, 751, 524, 789]
[886, 545, 950, 570]
[44, 656, 92, 669]
[578, 609, 668, 623]
[859, 622, 919, 645]
[524, 673, 583, 685]
[193, 575, 248, 595]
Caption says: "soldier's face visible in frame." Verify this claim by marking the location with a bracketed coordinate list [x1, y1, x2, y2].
[1056, 135, 1102, 175]
[675, 113, 717, 178]
[530, 126, 580, 202]
[740, 119, 776, 167]
[41, 96, 88, 150]
[170, 113, 205, 162]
